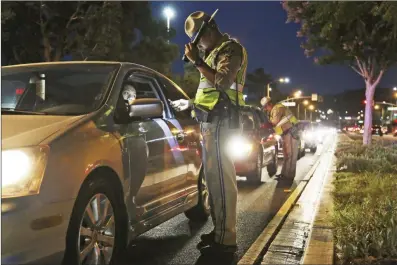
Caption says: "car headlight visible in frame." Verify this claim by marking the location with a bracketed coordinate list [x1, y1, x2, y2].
[227, 135, 253, 159]
[304, 132, 314, 139]
[2, 146, 49, 198]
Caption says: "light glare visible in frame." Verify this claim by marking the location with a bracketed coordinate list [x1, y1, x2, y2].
[2, 150, 31, 187]
[163, 7, 175, 19]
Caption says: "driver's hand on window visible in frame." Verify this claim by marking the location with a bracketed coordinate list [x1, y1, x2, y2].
[170, 99, 191, 112]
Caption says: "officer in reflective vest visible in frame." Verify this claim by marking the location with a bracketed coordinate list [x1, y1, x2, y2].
[170, 11, 248, 255]
[261, 97, 299, 181]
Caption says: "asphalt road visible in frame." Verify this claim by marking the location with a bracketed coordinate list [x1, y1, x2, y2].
[123, 138, 333, 265]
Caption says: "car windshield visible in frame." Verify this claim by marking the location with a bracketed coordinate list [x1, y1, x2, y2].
[1, 64, 118, 115]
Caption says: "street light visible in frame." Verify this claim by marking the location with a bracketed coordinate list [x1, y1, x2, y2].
[294, 90, 302, 98]
[393, 87, 397, 91]
[267, 77, 290, 97]
[375, 105, 380, 110]
[279, 78, 290, 84]
[163, 7, 175, 34]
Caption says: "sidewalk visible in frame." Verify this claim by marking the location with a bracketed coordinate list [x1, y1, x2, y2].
[260, 141, 336, 265]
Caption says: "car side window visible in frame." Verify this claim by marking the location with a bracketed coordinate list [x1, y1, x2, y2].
[124, 78, 159, 100]
[118, 73, 166, 118]
[242, 111, 255, 130]
[158, 76, 191, 120]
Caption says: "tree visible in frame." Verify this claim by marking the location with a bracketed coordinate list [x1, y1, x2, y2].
[1, 1, 179, 75]
[171, 63, 200, 98]
[283, 2, 397, 145]
[246, 68, 286, 103]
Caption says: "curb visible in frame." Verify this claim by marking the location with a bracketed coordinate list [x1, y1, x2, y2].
[302, 156, 336, 265]
[238, 140, 328, 265]
[260, 137, 336, 265]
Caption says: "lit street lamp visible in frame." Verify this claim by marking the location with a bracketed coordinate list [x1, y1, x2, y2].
[163, 7, 175, 42]
[267, 77, 290, 98]
[294, 90, 302, 98]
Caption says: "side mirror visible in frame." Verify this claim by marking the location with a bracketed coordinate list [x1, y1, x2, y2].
[129, 98, 163, 119]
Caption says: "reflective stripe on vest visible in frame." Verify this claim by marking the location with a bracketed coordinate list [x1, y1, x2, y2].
[272, 104, 298, 136]
[194, 38, 248, 111]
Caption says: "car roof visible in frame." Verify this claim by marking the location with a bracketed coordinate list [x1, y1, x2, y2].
[2, 61, 191, 99]
[1, 61, 150, 70]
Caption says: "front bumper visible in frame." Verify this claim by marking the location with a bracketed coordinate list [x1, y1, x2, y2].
[2, 195, 75, 264]
[235, 159, 256, 175]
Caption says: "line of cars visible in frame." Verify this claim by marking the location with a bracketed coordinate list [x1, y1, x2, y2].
[346, 125, 397, 136]
[1, 61, 330, 265]
[1, 62, 282, 265]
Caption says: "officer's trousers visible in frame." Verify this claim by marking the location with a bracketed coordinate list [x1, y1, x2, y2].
[201, 117, 238, 246]
[281, 132, 299, 179]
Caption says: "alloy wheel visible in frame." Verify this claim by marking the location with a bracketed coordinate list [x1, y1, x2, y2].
[78, 193, 115, 265]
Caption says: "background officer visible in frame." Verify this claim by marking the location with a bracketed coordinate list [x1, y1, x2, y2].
[171, 10, 248, 255]
[261, 97, 299, 180]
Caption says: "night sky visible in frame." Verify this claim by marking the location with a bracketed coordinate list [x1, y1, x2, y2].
[151, 1, 397, 96]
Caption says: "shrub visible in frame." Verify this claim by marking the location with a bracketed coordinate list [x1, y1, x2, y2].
[333, 172, 397, 263]
[336, 137, 397, 174]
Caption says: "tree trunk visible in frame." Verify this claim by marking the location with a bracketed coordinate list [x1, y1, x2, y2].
[363, 83, 376, 145]
[54, 46, 63, 61]
[43, 36, 51, 62]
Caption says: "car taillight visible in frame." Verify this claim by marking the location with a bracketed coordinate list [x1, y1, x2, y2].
[16, 88, 25, 95]
[261, 134, 274, 144]
[260, 123, 271, 129]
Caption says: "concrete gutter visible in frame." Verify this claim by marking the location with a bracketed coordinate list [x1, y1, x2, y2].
[238, 134, 337, 265]
[301, 159, 335, 265]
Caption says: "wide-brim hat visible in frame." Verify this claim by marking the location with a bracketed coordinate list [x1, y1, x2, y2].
[260, 97, 272, 107]
[185, 11, 211, 40]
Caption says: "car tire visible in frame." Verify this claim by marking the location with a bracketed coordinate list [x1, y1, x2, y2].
[63, 175, 128, 265]
[266, 148, 278, 177]
[185, 171, 211, 222]
[246, 147, 263, 184]
[310, 146, 317, 153]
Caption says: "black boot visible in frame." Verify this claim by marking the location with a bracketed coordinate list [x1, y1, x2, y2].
[199, 242, 238, 255]
[197, 231, 215, 249]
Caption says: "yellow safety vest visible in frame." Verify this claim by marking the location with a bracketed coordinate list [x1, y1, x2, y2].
[193, 38, 248, 113]
[272, 103, 298, 136]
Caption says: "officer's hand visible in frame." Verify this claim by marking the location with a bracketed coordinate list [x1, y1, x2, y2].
[170, 99, 191, 112]
[184, 43, 200, 63]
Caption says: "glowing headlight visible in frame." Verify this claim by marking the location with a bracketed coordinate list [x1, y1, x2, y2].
[227, 135, 253, 159]
[2, 146, 49, 198]
[304, 132, 314, 139]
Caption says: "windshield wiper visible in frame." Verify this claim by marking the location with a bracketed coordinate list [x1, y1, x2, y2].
[1, 108, 49, 115]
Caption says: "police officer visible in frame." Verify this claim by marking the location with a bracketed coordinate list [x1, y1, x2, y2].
[261, 97, 299, 180]
[170, 11, 248, 254]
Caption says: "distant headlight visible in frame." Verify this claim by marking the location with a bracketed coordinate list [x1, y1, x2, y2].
[2, 146, 49, 198]
[227, 135, 253, 159]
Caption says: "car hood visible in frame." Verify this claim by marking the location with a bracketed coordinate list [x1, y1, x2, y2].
[2, 114, 86, 150]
